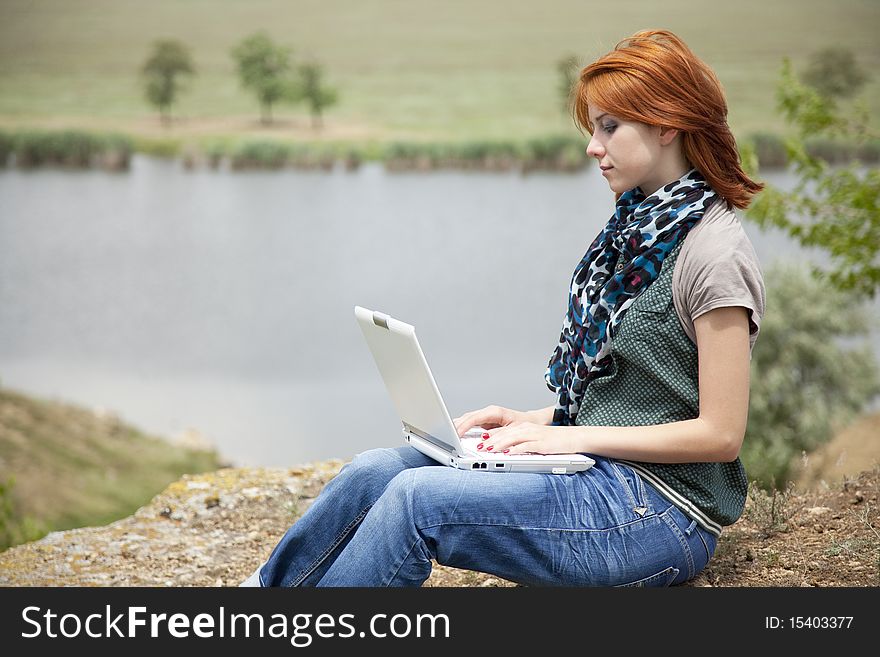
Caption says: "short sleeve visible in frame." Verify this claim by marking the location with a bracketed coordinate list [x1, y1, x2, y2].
[672, 205, 766, 355]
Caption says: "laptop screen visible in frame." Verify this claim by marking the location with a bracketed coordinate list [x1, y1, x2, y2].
[355, 306, 463, 454]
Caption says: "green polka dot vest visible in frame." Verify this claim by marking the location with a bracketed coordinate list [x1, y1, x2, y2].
[575, 241, 747, 535]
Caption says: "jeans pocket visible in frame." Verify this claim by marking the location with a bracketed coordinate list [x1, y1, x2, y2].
[609, 461, 646, 514]
[615, 566, 680, 588]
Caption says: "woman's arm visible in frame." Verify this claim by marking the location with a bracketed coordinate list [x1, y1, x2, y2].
[483, 305, 752, 463]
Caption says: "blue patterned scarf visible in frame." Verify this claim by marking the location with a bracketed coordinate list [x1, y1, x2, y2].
[545, 168, 718, 426]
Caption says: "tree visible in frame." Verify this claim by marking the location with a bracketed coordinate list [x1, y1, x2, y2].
[232, 31, 297, 125]
[141, 39, 195, 125]
[557, 54, 580, 116]
[746, 57, 880, 298]
[801, 47, 869, 100]
[741, 263, 880, 488]
[298, 60, 338, 129]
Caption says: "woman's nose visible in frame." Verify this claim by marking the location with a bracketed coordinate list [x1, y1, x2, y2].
[586, 135, 603, 159]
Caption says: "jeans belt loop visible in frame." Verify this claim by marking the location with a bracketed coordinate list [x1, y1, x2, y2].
[684, 518, 697, 536]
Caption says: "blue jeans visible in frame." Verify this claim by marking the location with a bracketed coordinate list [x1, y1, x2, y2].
[255, 446, 717, 587]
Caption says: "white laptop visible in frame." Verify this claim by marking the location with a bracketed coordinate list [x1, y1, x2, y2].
[354, 306, 594, 475]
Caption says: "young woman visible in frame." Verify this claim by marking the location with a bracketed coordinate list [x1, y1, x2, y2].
[242, 29, 766, 587]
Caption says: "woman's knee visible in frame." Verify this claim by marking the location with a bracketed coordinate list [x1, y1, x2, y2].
[349, 447, 400, 470]
[379, 466, 464, 526]
[381, 468, 418, 503]
[335, 447, 410, 490]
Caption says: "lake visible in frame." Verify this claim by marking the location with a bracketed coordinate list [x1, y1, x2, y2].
[1, 156, 877, 466]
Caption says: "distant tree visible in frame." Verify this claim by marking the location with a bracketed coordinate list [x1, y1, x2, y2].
[141, 39, 195, 125]
[746, 58, 880, 298]
[741, 263, 880, 488]
[298, 60, 338, 129]
[557, 54, 580, 116]
[801, 47, 869, 99]
[232, 31, 298, 125]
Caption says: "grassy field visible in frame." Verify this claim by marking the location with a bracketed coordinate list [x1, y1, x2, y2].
[0, 0, 878, 145]
[0, 386, 223, 550]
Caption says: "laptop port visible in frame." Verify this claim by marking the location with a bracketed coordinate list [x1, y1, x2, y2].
[472, 463, 480, 469]
[495, 463, 504, 468]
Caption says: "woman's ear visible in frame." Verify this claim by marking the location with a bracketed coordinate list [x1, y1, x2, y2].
[658, 126, 680, 146]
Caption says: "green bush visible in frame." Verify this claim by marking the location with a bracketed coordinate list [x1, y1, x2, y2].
[804, 138, 857, 164]
[287, 143, 336, 170]
[742, 262, 880, 488]
[456, 140, 521, 170]
[12, 129, 132, 170]
[227, 140, 345, 170]
[133, 136, 182, 158]
[746, 132, 788, 168]
[230, 139, 293, 169]
[522, 135, 587, 172]
[857, 140, 880, 163]
[384, 136, 584, 172]
[803, 137, 880, 165]
[384, 141, 438, 170]
[0, 130, 13, 167]
[0, 477, 47, 552]
[743, 480, 800, 538]
[204, 139, 230, 169]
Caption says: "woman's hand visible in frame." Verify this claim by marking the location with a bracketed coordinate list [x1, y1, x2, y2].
[476, 422, 579, 455]
[452, 405, 527, 437]
[453, 405, 564, 453]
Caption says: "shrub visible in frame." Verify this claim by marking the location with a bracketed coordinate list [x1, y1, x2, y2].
[746, 132, 788, 168]
[12, 129, 132, 170]
[742, 262, 880, 488]
[522, 135, 586, 172]
[230, 140, 293, 169]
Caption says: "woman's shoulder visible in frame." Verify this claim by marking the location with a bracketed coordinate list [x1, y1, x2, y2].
[677, 199, 761, 271]
[683, 200, 752, 248]
[671, 198, 766, 348]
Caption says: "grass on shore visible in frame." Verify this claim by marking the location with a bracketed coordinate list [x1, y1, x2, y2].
[2, 125, 879, 173]
[0, 385, 224, 551]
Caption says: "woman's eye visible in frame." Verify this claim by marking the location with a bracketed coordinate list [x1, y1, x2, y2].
[602, 123, 616, 134]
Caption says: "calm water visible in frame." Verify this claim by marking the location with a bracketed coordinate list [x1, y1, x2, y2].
[1, 157, 876, 466]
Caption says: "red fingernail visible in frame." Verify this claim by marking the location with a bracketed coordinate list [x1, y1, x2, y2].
[486, 446, 493, 451]
[503, 449, 510, 454]
[482, 432, 490, 439]
[476, 443, 484, 450]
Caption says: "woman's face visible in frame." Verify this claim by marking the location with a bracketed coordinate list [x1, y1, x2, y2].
[585, 105, 668, 196]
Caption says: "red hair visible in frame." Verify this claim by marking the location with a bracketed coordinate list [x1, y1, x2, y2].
[573, 29, 763, 209]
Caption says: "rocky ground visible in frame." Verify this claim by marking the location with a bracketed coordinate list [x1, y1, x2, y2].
[1, 460, 877, 587]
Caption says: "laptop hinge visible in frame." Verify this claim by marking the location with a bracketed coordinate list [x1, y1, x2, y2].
[403, 422, 459, 454]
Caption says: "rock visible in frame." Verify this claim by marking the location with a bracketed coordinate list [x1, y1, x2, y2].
[0, 463, 345, 587]
[805, 506, 832, 516]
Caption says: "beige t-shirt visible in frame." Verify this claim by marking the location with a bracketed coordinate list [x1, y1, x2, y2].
[672, 200, 765, 355]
